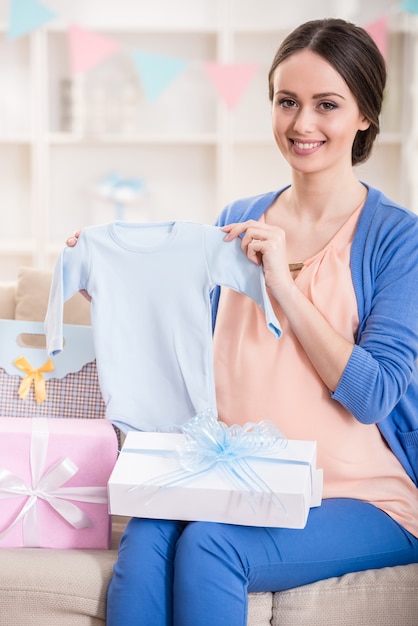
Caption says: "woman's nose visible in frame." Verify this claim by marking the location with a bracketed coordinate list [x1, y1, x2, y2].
[292, 107, 316, 134]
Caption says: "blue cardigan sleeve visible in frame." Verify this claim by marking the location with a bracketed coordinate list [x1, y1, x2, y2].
[332, 199, 418, 426]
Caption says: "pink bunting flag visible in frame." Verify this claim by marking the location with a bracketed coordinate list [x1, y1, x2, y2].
[203, 62, 259, 110]
[68, 24, 121, 75]
[364, 16, 389, 59]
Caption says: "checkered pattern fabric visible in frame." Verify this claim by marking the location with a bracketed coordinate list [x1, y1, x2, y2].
[0, 361, 106, 419]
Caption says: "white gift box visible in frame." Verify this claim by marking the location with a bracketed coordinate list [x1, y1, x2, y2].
[108, 430, 323, 529]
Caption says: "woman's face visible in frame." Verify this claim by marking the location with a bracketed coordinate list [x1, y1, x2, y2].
[271, 49, 370, 175]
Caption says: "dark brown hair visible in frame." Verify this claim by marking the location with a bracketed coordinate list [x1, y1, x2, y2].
[268, 18, 387, 165]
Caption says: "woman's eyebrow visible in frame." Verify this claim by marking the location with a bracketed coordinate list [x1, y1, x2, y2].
[313, 91, 346, 100]
[274, 89, 346, 101]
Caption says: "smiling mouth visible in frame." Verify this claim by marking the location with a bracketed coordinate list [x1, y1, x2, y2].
[292, 140, 324, 150]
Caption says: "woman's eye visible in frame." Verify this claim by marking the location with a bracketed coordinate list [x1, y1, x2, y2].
[319, 101, 337, 111]
[279, 98, 297, 108]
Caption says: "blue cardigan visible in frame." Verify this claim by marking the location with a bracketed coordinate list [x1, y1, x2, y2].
[212, 185, 418, 486]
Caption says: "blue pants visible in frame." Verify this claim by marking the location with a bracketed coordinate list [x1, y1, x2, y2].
[106, 498, 418, 626]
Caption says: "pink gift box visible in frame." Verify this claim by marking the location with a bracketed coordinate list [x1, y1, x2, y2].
[0, 417, 118, 549]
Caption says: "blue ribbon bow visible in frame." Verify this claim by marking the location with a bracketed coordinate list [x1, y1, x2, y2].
[125, 412, 293, 512]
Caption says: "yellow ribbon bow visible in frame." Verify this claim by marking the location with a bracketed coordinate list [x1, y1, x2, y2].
[13, 356, 55, 404]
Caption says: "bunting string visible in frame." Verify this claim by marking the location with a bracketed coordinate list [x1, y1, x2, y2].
[6, 0, 418, 108]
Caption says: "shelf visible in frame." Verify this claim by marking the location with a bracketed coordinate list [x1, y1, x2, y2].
[47, 132, 219, 145]
[0, 0, 222, 32]
[46, 28, 218, 137]
[47, 142, 219, 242]
[44, 23, 221, 36]
[0, 240, 34, 254]
[0, 0, 416, 280]
[0, 135, 32, 144]
[0, 33, 32, 137]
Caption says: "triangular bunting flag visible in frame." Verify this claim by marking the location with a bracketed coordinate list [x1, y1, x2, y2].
[203, 62, 259, 110]
[364, 16, 389, 59]
[8, 0, 57, 39]
[68, 24, 121, 75]
[131, 51, 188, 102]
[401, 0, 418, 14]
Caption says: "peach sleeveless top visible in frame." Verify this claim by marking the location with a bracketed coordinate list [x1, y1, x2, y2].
[213, 208, 418, 537]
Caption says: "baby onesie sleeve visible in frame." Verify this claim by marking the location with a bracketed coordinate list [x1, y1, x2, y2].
[203, 225, 281, 338]
[44, 231, 91, 356]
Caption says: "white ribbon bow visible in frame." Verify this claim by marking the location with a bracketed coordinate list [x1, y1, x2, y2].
[0, 419, 108, 547]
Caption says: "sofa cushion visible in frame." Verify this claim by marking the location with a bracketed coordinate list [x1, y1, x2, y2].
[0, 281, 16, 319]
[0, 547, 115, 626]
[272, 563, 418, 626]
[15, 266, 90, 326]
[0, 540, 416, 626]
[0, 548, 274, 626]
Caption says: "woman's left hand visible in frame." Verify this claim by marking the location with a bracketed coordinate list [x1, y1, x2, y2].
[222, 220, 354, 391]
[222, 220, 293, 296]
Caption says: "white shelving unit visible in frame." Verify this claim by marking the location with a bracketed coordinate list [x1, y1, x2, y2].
[0, 0, 417, 280]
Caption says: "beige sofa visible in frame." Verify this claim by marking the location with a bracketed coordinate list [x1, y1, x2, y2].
[0, 267, 417, 626]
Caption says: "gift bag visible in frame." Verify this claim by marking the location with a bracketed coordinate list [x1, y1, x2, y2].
[0, 320, 119, 548]
[0, 319, 106, 420]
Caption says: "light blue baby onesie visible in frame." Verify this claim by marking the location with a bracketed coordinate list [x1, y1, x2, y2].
[45, 221, 281, 432]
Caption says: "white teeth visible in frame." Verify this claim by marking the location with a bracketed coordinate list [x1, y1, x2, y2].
[294, 141, 321, 150]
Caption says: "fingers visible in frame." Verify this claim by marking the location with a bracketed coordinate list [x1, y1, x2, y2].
[223, 223, 256, 252]
[222, 221, 258, 241]
[66, 230, 81, 247]
[246, 238, 263, 265]
[222, 221, 269, 265]
[222, 221, 273, 243]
